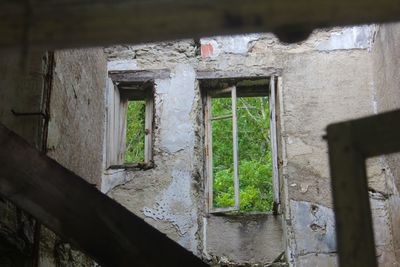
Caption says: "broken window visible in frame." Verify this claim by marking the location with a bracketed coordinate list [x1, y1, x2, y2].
[202, 76, 279, 213]
[106, 80, 154, 168]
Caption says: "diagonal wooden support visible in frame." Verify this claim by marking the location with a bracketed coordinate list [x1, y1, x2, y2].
[2, 0, 400, 50]
[0, 123, 208, 267]
[327, 109, 400, 267]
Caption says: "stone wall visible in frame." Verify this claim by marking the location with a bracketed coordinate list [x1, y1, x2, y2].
[104, 26, 394, 266]
[1, 24, 399, 267]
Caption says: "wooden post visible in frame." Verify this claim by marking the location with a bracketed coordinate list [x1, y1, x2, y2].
[327, 109, 400, 267]
[2, 0, 400, 50]
[0, 123, 208, 267]
[327, 122, 377, 267]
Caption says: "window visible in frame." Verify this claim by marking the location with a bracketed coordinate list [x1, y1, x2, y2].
[106, 79, 154, 169]
[202, 76, 279, 213]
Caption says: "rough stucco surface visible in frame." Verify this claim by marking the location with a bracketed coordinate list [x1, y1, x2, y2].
[372, 22, 400, 264]
[41, 48, 107, 267]
[282, 50, 374, 209]
[47, 49, 107, 186]
[205, 215, 283, 265]
[281, 47, 398, 266]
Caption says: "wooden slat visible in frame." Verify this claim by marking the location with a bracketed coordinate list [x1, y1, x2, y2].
[105, 79, 114, 167]
[231, 86, 240, 210]
[326, 109, 400, 267]
[144, 95, 154, 163]
[109, 70, 171, 83]
[0, 123, 208, 267]
[269, 76, 280, 205]
[118, 98, 128, 164]
[349, 110, 400, 158]
[205, 94, 214, 212]
[197, 69, 282, 80]
[2, 0, 400, 50]
[211, 114, 232, 121]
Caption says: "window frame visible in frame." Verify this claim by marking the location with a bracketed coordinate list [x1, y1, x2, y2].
[202, 76, 280, 214]
[106, 79, 154, 170]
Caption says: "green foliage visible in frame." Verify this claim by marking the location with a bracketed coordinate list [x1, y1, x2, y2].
[125, 100, 145, 163]
[123, 94, 274, 212]
[212, 96, 273, 212]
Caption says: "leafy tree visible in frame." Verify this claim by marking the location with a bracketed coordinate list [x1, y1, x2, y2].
[125, 100, 146, 163]
[212, 96, 273, 212]
[124, 95, 274, 212]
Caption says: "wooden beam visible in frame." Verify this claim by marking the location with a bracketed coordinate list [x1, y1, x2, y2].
[2, 0, 400, 51]
[326, 110, 400, 267]
[348, 110, 400, 158]
[196, 68, 282, 80]
[0, 123, 208, 267]
[327, 122, 377, 267]
[109, 69, 171, 83]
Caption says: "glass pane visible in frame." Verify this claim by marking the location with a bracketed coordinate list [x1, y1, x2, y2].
[125, 100, 145, 163]
[212, 117, 235, 209]
[237, 96, 273, 212]
[211, 97, 232, 118]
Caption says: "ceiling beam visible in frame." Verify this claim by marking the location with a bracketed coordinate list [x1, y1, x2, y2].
[0, 123, 208, 267]
[2, 0, 400, 51]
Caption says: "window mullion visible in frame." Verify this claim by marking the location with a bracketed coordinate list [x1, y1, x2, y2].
[270, 76, 280, 207]
[206, 94, 214, 212]
[144, 97, 153, 163]
[231, 86, 240, 210]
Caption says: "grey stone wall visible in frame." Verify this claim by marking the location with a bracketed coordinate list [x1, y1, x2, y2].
[104, 25, 393, 266]
[1, 24, 397, 267]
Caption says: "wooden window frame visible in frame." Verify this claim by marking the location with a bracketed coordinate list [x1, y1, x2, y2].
[202, 76, 280, 214]
[106, 80, 154, 170]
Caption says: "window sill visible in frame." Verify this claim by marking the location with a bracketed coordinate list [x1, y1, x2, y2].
[107, 162, 154, 171]
[209, 202, 280, 217]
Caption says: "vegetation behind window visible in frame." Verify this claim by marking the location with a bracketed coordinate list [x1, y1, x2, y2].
[125, 100, 146, 163]
[212, 96, 273, 212]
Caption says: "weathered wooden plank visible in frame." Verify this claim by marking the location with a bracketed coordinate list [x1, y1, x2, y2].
[109, 69, 171, 83]
[144, 95, 154, 163]
[349, 110, 400, 158]
[2, 0, 400, 50]
[205, 94, 214, 213]
[197, 69, 282, 80]
[327, 109, 400, 267]
[231, 86, 240, 210]
[0, 123, 208, 267]
[269, 77, 280, 206]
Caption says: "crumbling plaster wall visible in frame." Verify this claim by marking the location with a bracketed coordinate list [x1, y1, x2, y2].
[40, 48, 107, 267]
[105, 39, 285, 265]
[283, 47, 396, 266]
[47, 49, 107, 187]
[105, 25, 394, 266]
[106, 62, 205, 255]
[372, 22, 400, 264]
